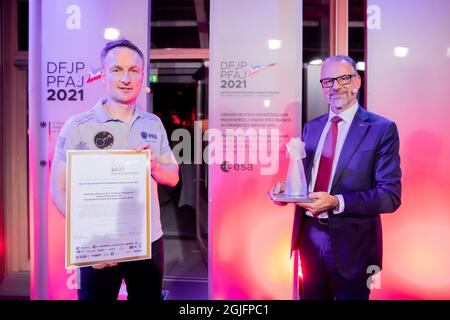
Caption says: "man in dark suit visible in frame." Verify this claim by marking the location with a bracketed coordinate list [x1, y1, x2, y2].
[272, 55, 401, 300]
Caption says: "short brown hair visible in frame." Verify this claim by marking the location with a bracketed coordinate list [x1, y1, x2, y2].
[100, 39, 145, 66]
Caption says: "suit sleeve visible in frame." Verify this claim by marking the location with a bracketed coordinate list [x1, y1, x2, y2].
[302, 122, 308, 142]
[341, 121, 402, 217]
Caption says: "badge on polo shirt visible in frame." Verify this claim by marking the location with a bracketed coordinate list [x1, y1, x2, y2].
[141, 131, 157, 140]
[94, 131, 114, 149]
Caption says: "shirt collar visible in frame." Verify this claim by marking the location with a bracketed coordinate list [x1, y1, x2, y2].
[133, 105, 146, 118]
[93, 98, 113, 122]
[328, 101, 359, 124]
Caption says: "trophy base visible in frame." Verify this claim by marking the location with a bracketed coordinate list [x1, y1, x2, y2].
[269, 191, 314, 203]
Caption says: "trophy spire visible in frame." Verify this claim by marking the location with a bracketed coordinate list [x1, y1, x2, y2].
[285, 137, 307, 197]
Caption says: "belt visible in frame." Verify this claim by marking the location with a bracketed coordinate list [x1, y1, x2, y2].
[303, 214, 329, 225]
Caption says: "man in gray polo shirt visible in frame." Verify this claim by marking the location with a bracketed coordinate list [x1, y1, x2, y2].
[50, 39, 179, 300]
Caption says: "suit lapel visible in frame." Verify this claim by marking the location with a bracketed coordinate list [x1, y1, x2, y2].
[330, 107, 370, 192]
[304, 115, 328, 184]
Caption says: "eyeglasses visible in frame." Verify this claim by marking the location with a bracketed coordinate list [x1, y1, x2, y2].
[319, 74, 357, 88]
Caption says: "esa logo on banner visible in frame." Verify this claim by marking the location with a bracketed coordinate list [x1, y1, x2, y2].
[220, 161, 253, 173]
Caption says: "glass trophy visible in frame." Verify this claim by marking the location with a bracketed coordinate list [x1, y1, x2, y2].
[269, 137, 313, 203]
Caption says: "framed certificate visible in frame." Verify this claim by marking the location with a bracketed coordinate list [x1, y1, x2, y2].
[65, 150, 151, 268]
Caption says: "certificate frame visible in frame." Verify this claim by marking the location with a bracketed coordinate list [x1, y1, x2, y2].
[66, 150, 151, 268]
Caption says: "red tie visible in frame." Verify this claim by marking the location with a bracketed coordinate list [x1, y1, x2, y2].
[314, 116, 343, 192]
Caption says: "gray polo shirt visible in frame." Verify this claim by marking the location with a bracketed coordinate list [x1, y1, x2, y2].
[54, 98, 173, 242]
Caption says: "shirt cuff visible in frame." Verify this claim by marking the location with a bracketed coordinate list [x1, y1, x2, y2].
[332, 194, 345, 214]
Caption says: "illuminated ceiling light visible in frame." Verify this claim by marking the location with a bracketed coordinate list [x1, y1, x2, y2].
[447, 48, 450, 58]
[394, 47, 409, 58]
[264, 99, 271, 108]
[268, 39, 282, 50]
[104, 28, 121, 40]
[309, 59, 323, 65]
[356, 61, 365, 71]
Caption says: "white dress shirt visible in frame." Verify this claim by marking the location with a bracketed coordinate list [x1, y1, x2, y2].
[306, 102, 359, 218]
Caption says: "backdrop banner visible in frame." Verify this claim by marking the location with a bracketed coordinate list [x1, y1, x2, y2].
[208, 0, 303, 299]
[367, 0, 450, 299]
[29, 0, 150, 299]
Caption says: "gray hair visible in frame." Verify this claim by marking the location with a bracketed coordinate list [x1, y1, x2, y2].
[323, 55, 358, 73]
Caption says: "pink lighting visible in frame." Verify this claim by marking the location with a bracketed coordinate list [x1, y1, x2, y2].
[29, 0, 150, 299]
[209, 193, 295, 299]
[208, 0, 302, 300]
[368, 0, 450, 300]
[24, 0, 450, 301]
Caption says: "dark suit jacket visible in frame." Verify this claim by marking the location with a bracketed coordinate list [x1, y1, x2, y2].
[291, 106, 402, 280]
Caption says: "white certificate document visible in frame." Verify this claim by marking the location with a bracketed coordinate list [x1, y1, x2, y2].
[65, 150, 151, 268]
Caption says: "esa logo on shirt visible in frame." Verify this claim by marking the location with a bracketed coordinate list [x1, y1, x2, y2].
[141, 131, 157, 140]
